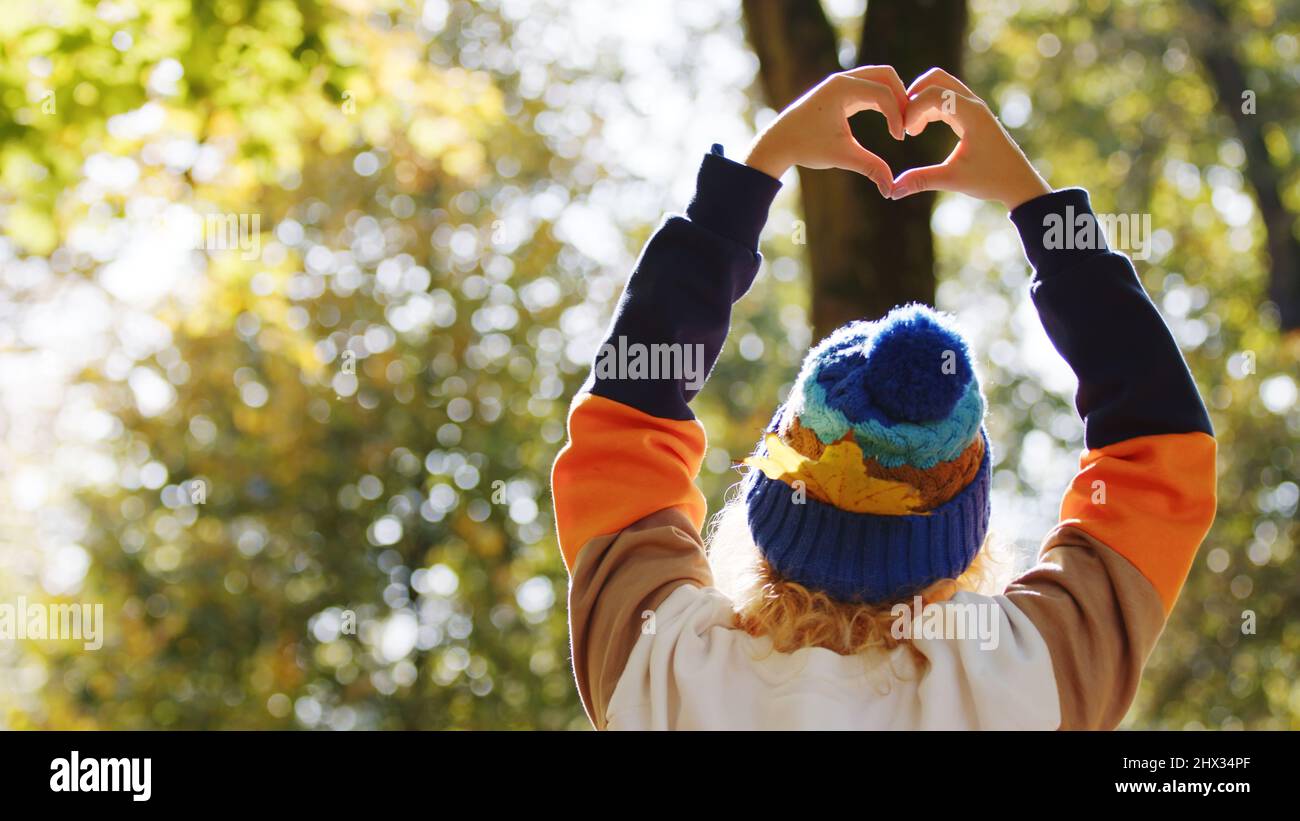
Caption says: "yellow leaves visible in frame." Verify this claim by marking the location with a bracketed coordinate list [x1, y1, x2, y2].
[744, 434, 928, 516]
[410, 116, 471, 160]
[454, 513, 506, 558]
[441, 141, 489, 180]
[1264, 124, 1292, 167]
[4, 203, 57, 255]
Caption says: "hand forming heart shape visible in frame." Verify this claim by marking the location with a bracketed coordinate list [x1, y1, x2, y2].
[744, 66, 1051, 210]
[744, 64, 908, 196]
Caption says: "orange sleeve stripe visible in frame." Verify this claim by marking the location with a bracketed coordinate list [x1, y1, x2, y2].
[551, 393, 708, 570]
[1057, 431, 1217, 615]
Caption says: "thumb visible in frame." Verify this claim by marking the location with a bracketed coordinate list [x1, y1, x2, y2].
[835, 143, 893, 197]
[889, 162, 959, 200]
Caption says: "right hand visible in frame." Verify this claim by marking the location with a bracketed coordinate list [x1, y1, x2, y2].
[888, 68, 1051, 210]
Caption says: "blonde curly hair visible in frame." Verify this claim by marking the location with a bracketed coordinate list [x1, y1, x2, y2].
[706, 489, 1012, 660]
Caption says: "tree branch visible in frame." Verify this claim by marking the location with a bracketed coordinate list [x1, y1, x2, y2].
[1190, 0, 1300, 332]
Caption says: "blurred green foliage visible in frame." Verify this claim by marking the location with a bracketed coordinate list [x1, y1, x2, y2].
[0, 0, 1296, 729]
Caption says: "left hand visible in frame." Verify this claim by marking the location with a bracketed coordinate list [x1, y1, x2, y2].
[743, 66, 908, 197]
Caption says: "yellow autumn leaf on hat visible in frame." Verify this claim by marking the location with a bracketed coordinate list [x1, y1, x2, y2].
[744, 434, 928, 516]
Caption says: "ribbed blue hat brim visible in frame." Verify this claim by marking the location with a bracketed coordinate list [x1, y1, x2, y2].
[743, 432, 992, 603]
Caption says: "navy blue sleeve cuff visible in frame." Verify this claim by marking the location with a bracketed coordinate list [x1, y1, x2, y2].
[1009, 187, 1109, 278]
[1017, 187, 1214, 446]
[684, 144, 783, 251]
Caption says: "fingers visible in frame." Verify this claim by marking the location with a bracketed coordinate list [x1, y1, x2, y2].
[904, 66, 991, 137]
[906, 66, 980, 101]
[889, 162, 957, 200]
[902, 84, 979, 138]
[834, 142, 893, 197]
[841, 65, 909, 125]
[832, 75, 905, 141]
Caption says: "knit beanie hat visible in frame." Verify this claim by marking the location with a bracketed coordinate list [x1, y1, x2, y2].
[741, 304, 991, 604]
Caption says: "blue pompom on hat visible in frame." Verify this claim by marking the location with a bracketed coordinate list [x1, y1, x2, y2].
[857, 306, 974, 422]
[743, 304, 991, 603]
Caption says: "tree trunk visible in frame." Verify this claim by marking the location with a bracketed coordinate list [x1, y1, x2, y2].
[1190, 0, 1300, 332]
[741, 0, 968, 341]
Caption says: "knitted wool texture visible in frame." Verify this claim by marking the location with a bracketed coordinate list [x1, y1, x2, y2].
[743, 304, 991, 603]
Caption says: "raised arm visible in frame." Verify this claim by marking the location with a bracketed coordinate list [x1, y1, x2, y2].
[551, 147, 781, 567]
[894, 68, 1217, 729]
[1006, 186, 1216, 729]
